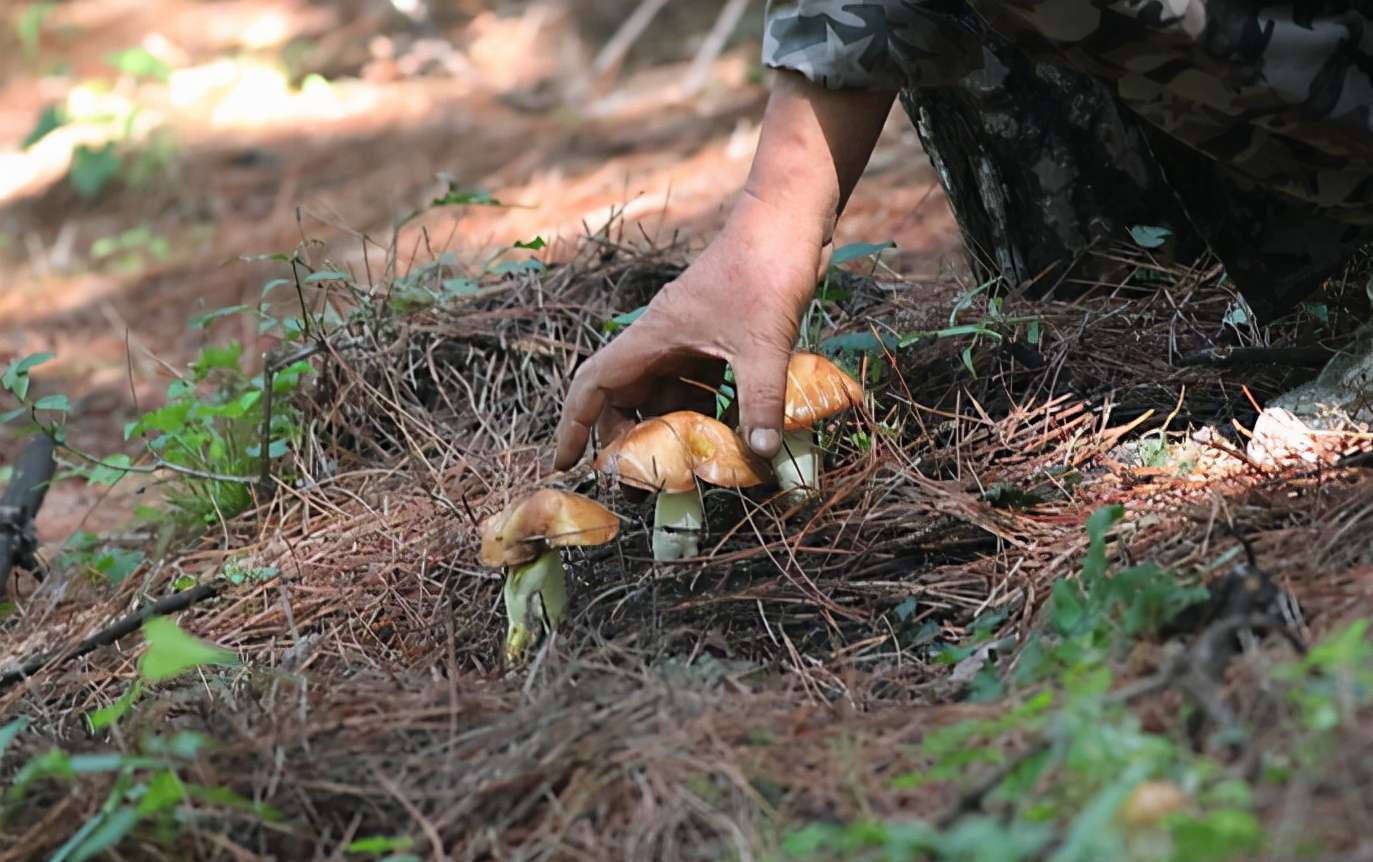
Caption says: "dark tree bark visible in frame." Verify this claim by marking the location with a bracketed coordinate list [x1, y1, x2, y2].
[899, 31, 1205, 298]
[899, 17, 1368, 323]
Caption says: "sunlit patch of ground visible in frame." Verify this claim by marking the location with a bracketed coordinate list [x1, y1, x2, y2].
[0, 0, 961, 550]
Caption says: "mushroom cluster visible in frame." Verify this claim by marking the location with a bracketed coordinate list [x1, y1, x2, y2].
[476, 351, 865, 664]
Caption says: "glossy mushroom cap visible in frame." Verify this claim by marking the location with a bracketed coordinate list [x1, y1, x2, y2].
[593, 417, 697, 494]
[659, 411, 772, 488]
[783, 352, 864, 431]
[478, 489, 619, 567]
[596, 411, 773, 491]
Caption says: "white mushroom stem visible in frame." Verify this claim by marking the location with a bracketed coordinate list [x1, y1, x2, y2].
[651, 488, 703, 561]
[772, 429, 820, 501]
[503, 550, 568, 663]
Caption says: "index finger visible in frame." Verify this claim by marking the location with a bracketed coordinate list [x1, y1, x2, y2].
[554, 364, 607, 471]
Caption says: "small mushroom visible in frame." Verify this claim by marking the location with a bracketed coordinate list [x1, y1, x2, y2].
[596, 410, 769, 561]
[1119, 780, 1190, 828]
[775, 352, 864, 502]
[479, 489, 618, 663]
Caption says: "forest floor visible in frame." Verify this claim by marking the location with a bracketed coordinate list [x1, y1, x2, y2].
[3, 2, 1373, 861]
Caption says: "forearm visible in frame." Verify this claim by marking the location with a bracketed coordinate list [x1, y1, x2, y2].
[741, 70, 897, 247]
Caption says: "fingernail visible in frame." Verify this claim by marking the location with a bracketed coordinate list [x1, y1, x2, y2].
[749, 428, 780, 456]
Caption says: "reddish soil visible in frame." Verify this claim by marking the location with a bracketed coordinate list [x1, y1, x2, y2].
[0, 0, 962, 549]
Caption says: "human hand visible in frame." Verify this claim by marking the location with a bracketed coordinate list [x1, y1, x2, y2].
[553, 195, 827, 470]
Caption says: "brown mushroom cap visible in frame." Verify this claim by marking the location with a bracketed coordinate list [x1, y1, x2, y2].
[1119, 780, 1190, 828]
[479, 489, 619, 567]
[783, 352, 864, 431]
[593, 418, 696, 494]
[659, 411, 772, 488]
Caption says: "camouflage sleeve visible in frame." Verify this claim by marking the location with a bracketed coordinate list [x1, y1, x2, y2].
[761, 0, 982, 90]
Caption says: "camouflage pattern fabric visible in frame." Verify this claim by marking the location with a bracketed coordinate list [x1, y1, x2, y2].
[762, 1, 1373, 226]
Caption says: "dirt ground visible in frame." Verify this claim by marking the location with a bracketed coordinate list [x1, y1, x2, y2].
[0, 0, 960, 549]
[4, 3, 1373, 861]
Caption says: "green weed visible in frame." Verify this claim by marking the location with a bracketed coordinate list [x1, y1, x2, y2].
[3, 617, 262, 861]
[777, 506, 1273, 862]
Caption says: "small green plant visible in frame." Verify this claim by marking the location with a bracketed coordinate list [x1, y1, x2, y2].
[382, 236, 546, 313]
[800, 241, 895, 349]
[59, 531, 145, 586]
[4, 616, 261, 861]
[891, 278, 1042, 377]
[345, 834, 420, 861]
[2, 313, 311, 533]
[90, 225, 170, 273]
[122, 339, 309, 525]
[15, 2, 56, 58]
[778, 506, 1266, 862]
[17, 42, 180, 199]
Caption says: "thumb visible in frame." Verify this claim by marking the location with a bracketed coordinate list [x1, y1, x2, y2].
[731, 345, 791, 459]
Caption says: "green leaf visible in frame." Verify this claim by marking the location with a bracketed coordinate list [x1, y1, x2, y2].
[1050, 580, 1087, 637]
[191, 341, 244, 377]
[130, 399, 192, 435]
[1128, 225, 1171, 249]
[106, 46, 170, 81]
[137, 770, 187, 815]
[272, 359, 313, 393]
[512, 236, 545, 250]
[1307, 618, 1371, 672]
[93, 548, 144, 584]
[0, 407, 28, 424]
[1027, 319, 1042, 346]
[139, 615, 237, 682]
[961, 345, 976, 376]
[897, 322, 1002, 349]
[941, 815, 1053, 861]
[1222, 305, 1250, 328]
[304, 270, 350, 284]
[167, 731, 212, 759]
[1169, 809, 1263, 862]
[0, 717, 29, 761]
[69, 806, 140, 862]
[70, 143, 123, 199]
[87, 681, 142, 731]
[489, 258, 544, 275]
[431, 187, 499, 207]
[3, 351, 55, 400]
[17, 3, 56, 54]
[87, 453, 133, 486]
[892, 596, 919, 623]
[603, 306, 647, 333]
[347, 835, 416, 854]
[69, 753, 143, 773]
[440, 277, 479, 296]
[268, 439, 289, 458]
[187, 783, 281, 819]
[830, 241, 896, 267]
[1302, 302, 1330, 325]
[818, 330, 900, 357]
[22, 104, 67, 150]
[189, 305, 253, 330]
[1082, 504, 1124, 583]
[33, 394, 70, 413]
[1049, 762, 1151, 862]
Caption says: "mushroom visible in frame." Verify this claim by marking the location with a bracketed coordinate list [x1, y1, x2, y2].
[595, 410, 770, 561]
[775, 352, 864, 502]
[1119, 780, 1190, 829]
[479, 489, 618, 663]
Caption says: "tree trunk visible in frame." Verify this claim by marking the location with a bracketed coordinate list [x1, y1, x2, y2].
[900, 16, 1367, 323]
[899, 29, 1204, 298]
